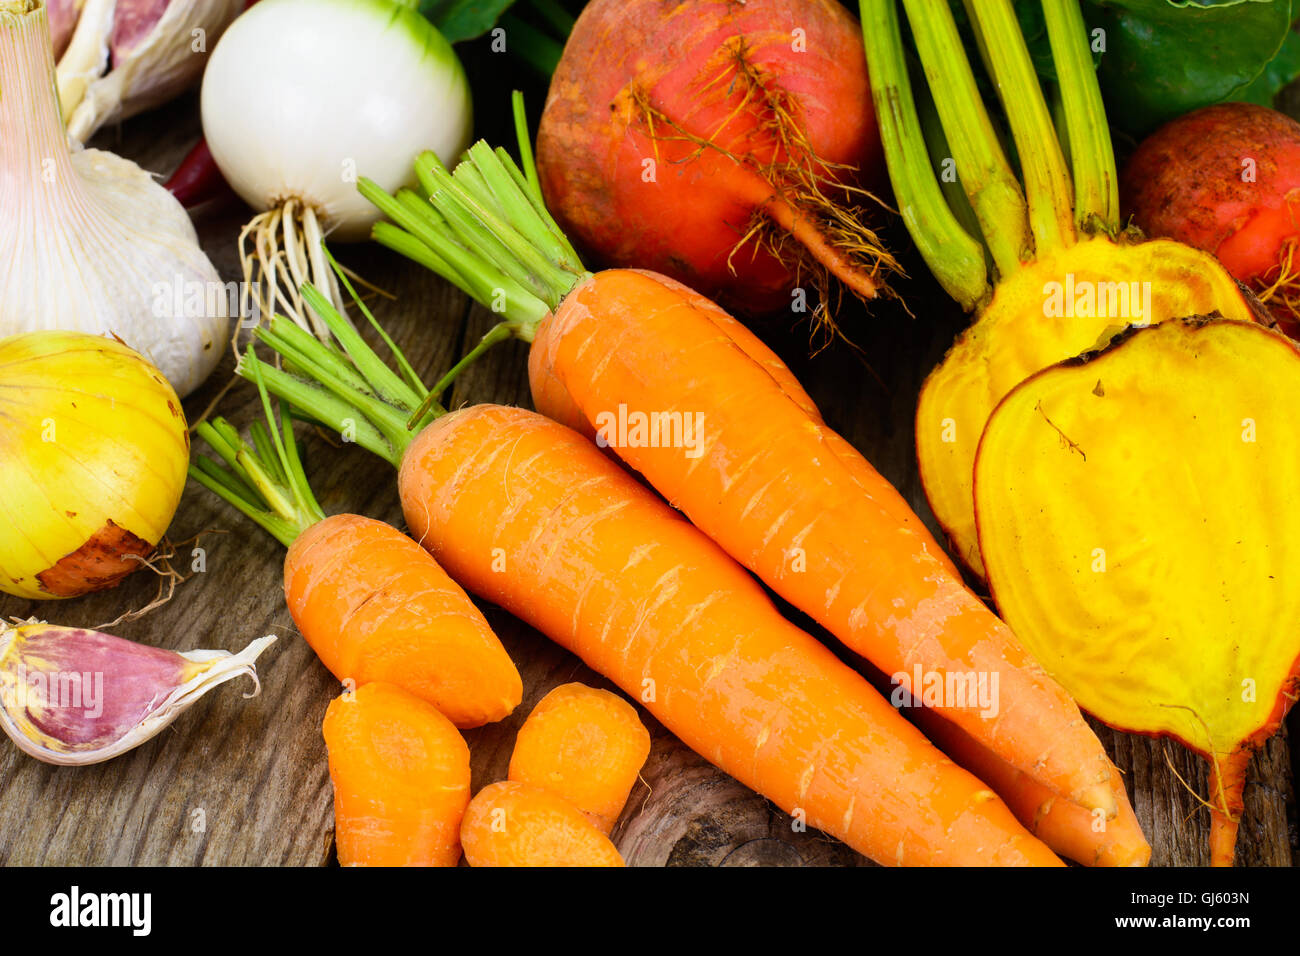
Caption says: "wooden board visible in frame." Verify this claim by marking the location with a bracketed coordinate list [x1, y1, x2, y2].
[0, 87, 1294, 868]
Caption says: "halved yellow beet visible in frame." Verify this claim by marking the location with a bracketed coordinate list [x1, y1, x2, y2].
[917, 236, 1261, 577]
[973, 317, 1300, 866]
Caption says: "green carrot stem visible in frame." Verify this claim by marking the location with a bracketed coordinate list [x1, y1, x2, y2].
[323, 245, 428, 400]
[187, 357, 327, 549]
[300, 283, 424, 412]
[860, 0, 989, 309]
[363, 135, 592, 331]
[242, 349, 404, 466]
[422, 152, 580, 305]
[1041, 0, 1117, 233]
[962, 0, 1075, 253]
[512, 90, 543, 201]
[190, 452, 263, 509]
[237, 245, 458, 470]
[372, 221, 474, 295]
[407, 320, 519, 428]
[895, 0, 1031, 277]
[368, 169, 553, 326]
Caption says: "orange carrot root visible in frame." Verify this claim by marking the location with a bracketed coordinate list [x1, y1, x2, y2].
[909, 705, 1149, 867]
[284, 513, 522, 728]
[400, 404, 1064, 867]
[527, 268, 1117, 818]
[323, 682, 472, 867]
[460, 781, 626, 867]
[508, 682, 651, 834]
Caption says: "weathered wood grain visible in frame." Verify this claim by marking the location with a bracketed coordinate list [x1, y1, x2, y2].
[0, 83, 1294, 867]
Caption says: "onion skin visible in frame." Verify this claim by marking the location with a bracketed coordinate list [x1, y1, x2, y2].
[0, 332, 189, 601]
[200, 0, 472, 240]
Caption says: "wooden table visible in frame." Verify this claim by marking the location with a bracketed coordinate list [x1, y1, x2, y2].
[1, 82, 1294, 868]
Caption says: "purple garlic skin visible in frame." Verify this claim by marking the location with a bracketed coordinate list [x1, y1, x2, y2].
[111, 0, 170, 65]
[47, 0, 80, 59]
[0, 622, 274, 765]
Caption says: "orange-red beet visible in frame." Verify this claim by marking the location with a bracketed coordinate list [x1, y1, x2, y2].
[537, 0, 887, 315]
[1122, 102, 1300, 333]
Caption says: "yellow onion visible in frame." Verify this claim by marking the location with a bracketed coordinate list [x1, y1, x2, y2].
[0, 330, 189, 600]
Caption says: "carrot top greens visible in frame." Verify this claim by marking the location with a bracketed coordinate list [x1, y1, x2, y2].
[189, 357, 326, 549]
[357, 93, 591, 364]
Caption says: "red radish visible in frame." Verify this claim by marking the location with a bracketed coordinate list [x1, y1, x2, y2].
[1122, 102, 1300, 335]
[536, 0, 893, 319]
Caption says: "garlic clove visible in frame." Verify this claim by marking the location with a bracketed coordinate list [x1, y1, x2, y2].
[54, 0, 112, 122]
[64, 0, 244, 143]
[0, 621, 275, 766]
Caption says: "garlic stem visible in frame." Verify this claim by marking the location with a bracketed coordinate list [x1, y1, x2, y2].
[1, 1, 76, 188]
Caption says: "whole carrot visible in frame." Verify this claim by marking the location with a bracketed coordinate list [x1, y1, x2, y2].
[461, 781, 625, 867]
[905, 704, 1150, 867]
[397, 404, 1062, 866]
[190, 360, 522, 728]
[323, 682, 471, 866]
[508, 683, 650, 834]
[360, 137, 1115, 817]
[242, 278, 1062, 865]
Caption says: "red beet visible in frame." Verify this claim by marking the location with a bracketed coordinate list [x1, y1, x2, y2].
[1122, 102, 1300, 333]
[536, 0, 890, 317]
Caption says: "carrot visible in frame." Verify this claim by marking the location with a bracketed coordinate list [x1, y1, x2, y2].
[904, 704, 1149, 867]
[395, 404, 1063, 866]
[323, 681, 471, 866]
[284, 514, 521, 729]
[508, 683, 650, 834]
[461, 781, 625, 867]
[189, 359, 522, 728]
[241, 267, 1066, 864]
[358, 134, 1115, 818]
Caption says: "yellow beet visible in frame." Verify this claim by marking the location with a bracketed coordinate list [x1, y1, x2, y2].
[916, 235, 1261, 577]
[973, 318, 1300, 866]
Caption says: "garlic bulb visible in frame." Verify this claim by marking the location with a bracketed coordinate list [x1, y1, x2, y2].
[0, 0, 227, 398]
[62, 0, 244, 144]
[0, 620, 275, 765]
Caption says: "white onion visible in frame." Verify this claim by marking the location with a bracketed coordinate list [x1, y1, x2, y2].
[201, 0, 472, 333]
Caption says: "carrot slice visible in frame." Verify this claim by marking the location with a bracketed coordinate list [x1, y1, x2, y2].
[323, 682, 471, 867]
[461, 781, 625, 867]
[508, 683, 650, 834]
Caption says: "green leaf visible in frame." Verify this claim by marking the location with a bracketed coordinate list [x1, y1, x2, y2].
[419, 0, 516, 44]
[1085, 0, 1294, 136]
[1238, 22, 1300, 104]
